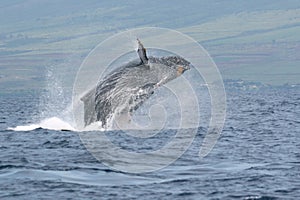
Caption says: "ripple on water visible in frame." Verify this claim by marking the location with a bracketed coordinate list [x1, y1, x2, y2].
[0, 88, 299, 199]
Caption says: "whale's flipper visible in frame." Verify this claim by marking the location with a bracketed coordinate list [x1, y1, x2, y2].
[137, 39, 148, 65]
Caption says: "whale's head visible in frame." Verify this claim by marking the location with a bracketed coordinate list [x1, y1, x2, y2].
[170, 56, 191, 76]
[156, 56, 191, 76]
[144, 55, 191, 88]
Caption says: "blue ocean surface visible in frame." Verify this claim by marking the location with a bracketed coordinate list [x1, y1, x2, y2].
[0, 87, 299, 199]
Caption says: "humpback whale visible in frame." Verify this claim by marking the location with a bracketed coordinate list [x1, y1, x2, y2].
[81, 39, 191, 128]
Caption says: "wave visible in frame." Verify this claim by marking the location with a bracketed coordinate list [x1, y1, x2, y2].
[0, 168, 159, 187]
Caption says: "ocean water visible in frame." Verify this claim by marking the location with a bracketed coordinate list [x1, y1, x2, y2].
[0, 87, 299, 199]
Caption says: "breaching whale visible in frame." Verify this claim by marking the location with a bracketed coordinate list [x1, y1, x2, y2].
[81, 39, 191, 128]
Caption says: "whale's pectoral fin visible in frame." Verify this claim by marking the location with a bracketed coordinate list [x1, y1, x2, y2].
[137, 38, 149, 65]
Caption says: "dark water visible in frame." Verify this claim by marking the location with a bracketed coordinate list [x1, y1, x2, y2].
[0, 87, 299, 199]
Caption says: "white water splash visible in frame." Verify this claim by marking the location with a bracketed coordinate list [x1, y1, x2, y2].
[8, 116, 110, 132]
[8, 117, 75, 132]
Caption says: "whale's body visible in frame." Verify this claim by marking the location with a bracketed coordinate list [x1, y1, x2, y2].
[81, 40, 190, 128]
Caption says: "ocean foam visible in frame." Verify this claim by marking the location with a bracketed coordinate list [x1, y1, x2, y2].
[8, 117, 75, 132]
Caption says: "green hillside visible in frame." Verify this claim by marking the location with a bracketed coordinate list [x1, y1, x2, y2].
[0, 1, 299, 90]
